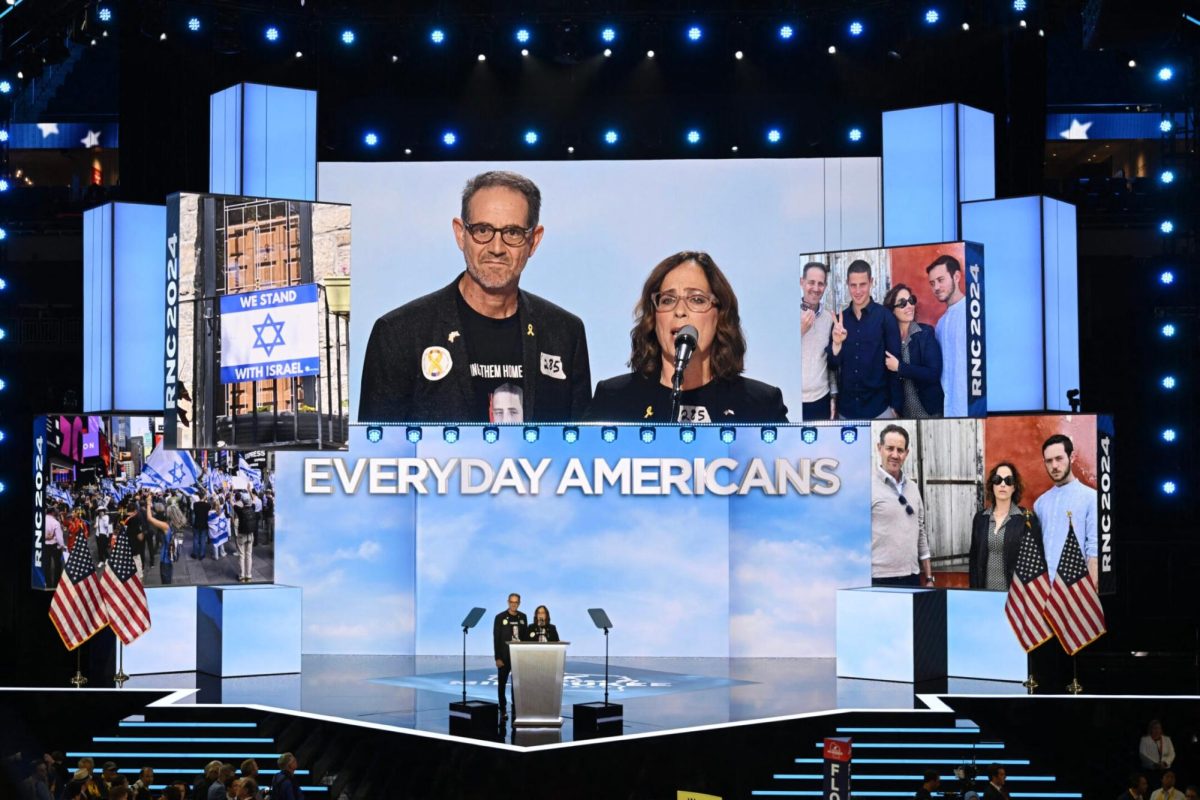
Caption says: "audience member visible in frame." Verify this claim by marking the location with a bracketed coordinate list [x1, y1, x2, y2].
[983, 764, 1008, 800]
[915, 770, 940, 800]
[1140, 720, 1176, 771]
[270, 753, 304, 800]
[1151, 771, 1183, 800]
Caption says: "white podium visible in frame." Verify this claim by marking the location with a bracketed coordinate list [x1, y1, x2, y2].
[509, 641, 569, 728]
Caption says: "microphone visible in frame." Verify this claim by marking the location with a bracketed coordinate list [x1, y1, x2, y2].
[672, 325, 699, 393]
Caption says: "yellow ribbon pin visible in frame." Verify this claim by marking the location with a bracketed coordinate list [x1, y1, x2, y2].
[526, 323, 535, 337]
[644, 406, 654, 419]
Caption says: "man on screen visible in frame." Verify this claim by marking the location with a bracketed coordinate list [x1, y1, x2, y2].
[493, 592, 528, 722]
[359, 171, 592, 422]
[1034, 434, 1098, 586]
[927, 255, 967, 417]
[871, 424, 933, 587]
[800, 261, 837, 420]
[828, 260, 900, 419]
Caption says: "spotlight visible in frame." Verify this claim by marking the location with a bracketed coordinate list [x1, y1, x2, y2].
[719, 427, 737, 444]
[0, 180, 8, 192]
[731, 145, 739, 153]
[341, 29, 356, 45]
[1160, 220, 1174, 234]
[0, 431, 4, 442]
[601, 27, 616, 43]
[522, 48, 529, 57]
[477, 53, 486, 62]
[159, 32, 169, 41]
[1162, 428, 1177, 443]
[601, 426, 618, 443]
[687, 26, 703, 42]
[1160, 119, 1174, 133]
[431, 28, 446, 44]
[443, 426, 460, 443]
[406, 426, 422, 443]
[404, 148, 412, 155]
[188, 17, 201, 32]
[483, 426, 500, 444]
[516, 28, 530, 44]
[761, 427, 778, 444]
[294, 51, 303, 59]
[849, 127, 864, 142]
[646, 49, 655, 58]
[1128, 59, 1137, 68]
[265, 26, 280, 42]
[603, 48, 612, 57]
[563, 426, 579, 443]
[779, 24, 794, 40]
[364, 132, 378, 147]
[442, 131, 457, 146]
[1162, 376, 1176, 390]
[640, 427, 656, 444]
[0, 228, 7, 241]
[840, 426, 858, 444]
[828, 45, 837, 54]
[1160, 170, 1175, 184]
[1162, 480, 1177, 495]
[680, 426, 697, 444]
[924, 9, 940, 24]
[849, 21, 864, 36]
[0, 278, 6, 289]
[1013, 0, 1027, 9]
[524, 130, 539, 145]
[0, 379, 5, 391]
[566, 146, 575, 154]
[801, 427, 818, 444]
[97, 6, 112, 22]
[391, 54, 399, 63]
[1162, 323, 1176, 337]
[523, 426, 540, 443]
[686, 129, 701, 145]
[1160, 270, 1175, 285]
[1157, 66, 1174, 81]
[0, 81, 11, 94]
[962, 22, 971, 31]
[734, 50, 744, 60]
[0, 482, 5, 493]
[766, 128, 781, 143]
[365, 426, 384, 443]
[0, 328, 5, 340]
[1019, 19, 1028, 28]
[604, 129, 619, 145]
[0, 130, 7, 142]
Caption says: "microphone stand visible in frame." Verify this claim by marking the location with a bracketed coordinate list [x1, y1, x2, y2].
[461, 623, 469, 705]
[602, 625, 610, 707]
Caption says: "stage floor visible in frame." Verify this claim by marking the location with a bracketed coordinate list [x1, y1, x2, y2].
[124, 655, 1027, 744]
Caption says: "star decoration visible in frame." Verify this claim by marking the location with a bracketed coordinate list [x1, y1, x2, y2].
[81, 130, 101, 148]
[37, 123, 60, 138]
[252, 313, 286, 357]
[1059, 119, 1092, 140]
[169, 463, 185, 484]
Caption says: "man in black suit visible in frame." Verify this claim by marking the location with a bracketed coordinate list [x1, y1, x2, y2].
[983, 764, 1009, 800]
[915, 770, 940, 800]
[492, 593, 528, 721]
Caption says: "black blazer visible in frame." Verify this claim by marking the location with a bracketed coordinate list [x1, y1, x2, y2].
[359, 275, 592, 422]
[585, 373, 788, 423]
[525, 623, 559, 642]
[968, 506, 1040, 589]
[892, 322, 945, 417]
[492, 611, 528, 663]
[982, 784, 1007, 800]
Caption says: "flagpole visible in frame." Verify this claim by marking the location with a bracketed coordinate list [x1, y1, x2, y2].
[1066, 655, 1083, 694]
[70, 649, 87, 688]
[114, 641, 129, 688]
[1022, 652, 1038, 694]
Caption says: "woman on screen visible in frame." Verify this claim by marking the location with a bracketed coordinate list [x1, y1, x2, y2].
[968, 462, 1041, 590]
[882, 283, 944, 418]
[585, 251, 788, 423]
[526, 605, 560, 643]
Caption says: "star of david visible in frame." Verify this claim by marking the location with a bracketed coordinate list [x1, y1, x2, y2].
[169, 463, 185, 484]
[252, 313, 286, 357]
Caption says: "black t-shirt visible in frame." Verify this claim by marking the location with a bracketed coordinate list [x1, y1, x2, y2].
[585, 372, 789, 423]
[456, 292, 526, 422]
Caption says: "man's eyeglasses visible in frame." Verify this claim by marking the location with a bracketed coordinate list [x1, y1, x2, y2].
[652, 292, 719, 313]
[463, 222, 535, 247]
[990, 475, 1015, 487]
[893, 296, 918, 309]
[897, 495, 915, 515]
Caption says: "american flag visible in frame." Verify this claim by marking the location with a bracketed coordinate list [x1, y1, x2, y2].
[1004, 511, 1054, 652]
[99, 530, 151, 645]
[48, 537, 109, 650]
[1045, 512, 1107, 654]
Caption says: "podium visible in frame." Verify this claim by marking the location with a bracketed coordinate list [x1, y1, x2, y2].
[509, 641, 569, 728]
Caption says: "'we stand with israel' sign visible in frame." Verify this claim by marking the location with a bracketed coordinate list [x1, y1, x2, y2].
[219, 284, 321, 384]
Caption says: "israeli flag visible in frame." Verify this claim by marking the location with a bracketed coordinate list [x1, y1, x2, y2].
[143, 444, 200, 491]
[238, 456, 263, 492]
[218, 284, 321, 385]
[208, 509, 231, 547]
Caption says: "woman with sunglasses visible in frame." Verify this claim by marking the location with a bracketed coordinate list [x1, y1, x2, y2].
[881, 284, 944, 418]
[968, 462, 1043, 590]
[585, 251, 788, 422]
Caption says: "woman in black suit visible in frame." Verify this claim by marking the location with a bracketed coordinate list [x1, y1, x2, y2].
[526, 605, 560, 642]
[882, 283, 944, 417]
[969, 462, 1041, 590]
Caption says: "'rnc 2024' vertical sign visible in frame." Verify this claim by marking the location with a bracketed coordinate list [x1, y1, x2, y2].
[823, 737, 852, 800]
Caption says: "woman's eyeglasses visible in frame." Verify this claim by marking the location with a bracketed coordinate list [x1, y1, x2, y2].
[990, 475, 1015, 487]
[893, 297, 917, 309]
